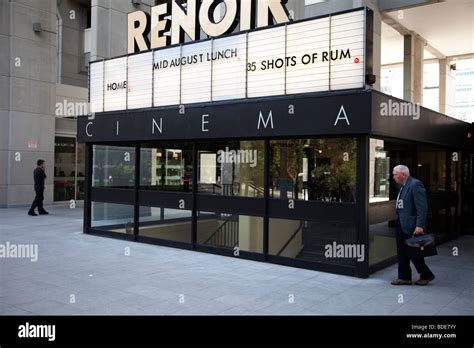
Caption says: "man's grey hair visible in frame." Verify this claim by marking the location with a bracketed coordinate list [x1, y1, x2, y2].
[393, 165, 410, 176]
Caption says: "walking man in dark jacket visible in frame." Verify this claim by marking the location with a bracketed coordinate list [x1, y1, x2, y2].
[28, 159, 49, 216]
[391, 165, 435, 286]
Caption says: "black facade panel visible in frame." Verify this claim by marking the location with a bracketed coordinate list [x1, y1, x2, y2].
[139, 190, 194, 209]
[371, 91, 472, 149]
[268, 199, 356, 222]
[196, 195, 265, 216]
[90, 188, 135, 204]
[78, 91, 372, 143]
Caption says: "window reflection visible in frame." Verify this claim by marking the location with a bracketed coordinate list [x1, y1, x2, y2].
[369, 139, 390, 203]
[270, 138, 356, 202]
[140, 142, 193, 192]
[54, 137, 85, 201]
[418, 146, 446, 193]
[91, 201, 134, 234]
[92, 145, 135, 188]
[197, 140, 264, 197]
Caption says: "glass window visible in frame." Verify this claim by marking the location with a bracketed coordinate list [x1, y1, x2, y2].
[54, 137, 77, 202]
[270, 138, 356, 202]
[369, 139, 390, 203]
[454, 58, 474, 123]
[197, 211, 263, 253]
[269, 218, 357, 266]
[368, 205, 397, 266]
[197, 140, 264, 197]
[92, 145, 135, 188]
[423, 61, 440, 112]
[140, 142, 193, 192]
[368, 138, 413, 266]
[91, 201, 134, 234]
[139, 206, 192, 243]
[54, 137, 86, 202]
[450, 151, 460, 192]
[381, 65, 403, 99]
[418, 146, 446, 193]
[76, 142, 85, 200]
[85, 6, 91, 29]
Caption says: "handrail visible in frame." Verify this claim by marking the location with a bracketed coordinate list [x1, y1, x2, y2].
[248, 182, 265, 197]
[276, 221, 304, 256]
[202, 213, 238, 246]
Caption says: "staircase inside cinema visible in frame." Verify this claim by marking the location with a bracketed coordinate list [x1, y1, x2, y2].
[203, 216, 357, 266]
[202, 213, 239, 248]
[295, 221, 358, 266]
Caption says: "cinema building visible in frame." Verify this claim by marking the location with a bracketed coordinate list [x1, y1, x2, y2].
[77, 5, 473, 278]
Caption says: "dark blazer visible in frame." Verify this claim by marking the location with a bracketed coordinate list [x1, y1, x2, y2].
[34, 167, 47, 191]
[396, 176, 428, 235]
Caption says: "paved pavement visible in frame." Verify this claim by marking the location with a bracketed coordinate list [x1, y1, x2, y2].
[1, 204, 473, 315]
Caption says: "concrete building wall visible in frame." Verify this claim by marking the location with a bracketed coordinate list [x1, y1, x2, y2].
[286, 0, 305, 21]
[305, 0, 355, 17]
[439, 58, 457, 117]
[0, 0, 88, 208]
[0, 0, 11, 207]
[57, 0, 89, 88]
[0, 0, 57, 208]
[55, 83, 88, 135]
[90, 0, 154, 61]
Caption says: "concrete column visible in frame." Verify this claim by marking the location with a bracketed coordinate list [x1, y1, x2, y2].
[403, 33, 424, 103]
[0, 0, 10, 207]
[354, 0, 382, 91]
[90, 0, 154, 61]
[286, 0, 306, 21]
[1, 0, 57, 207]
[439, 58, 456, 117]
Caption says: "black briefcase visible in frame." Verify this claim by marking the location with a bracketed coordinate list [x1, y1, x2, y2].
[405, 233, 438, 258]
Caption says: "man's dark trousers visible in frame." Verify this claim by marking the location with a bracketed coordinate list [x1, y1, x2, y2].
[29, 188, 46, 214]
[396, 219, 434, 281]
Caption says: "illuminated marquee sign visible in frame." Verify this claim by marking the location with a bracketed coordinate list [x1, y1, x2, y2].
[89, 8, 368, 113]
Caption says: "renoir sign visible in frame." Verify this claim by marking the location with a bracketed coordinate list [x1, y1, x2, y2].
[89, 7, 368, 113]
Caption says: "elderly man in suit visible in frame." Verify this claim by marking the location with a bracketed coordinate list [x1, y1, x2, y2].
[391, 165, 435, 286]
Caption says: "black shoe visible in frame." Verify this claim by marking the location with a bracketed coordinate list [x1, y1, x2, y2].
[39, 211, 49, 215]
[28, 211, 38, 216]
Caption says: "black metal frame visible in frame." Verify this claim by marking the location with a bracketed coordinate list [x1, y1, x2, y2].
[356, 136, 369, 277]
[84, 137, 364, 277]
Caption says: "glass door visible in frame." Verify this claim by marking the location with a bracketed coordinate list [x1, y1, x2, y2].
[76, 142, 86, 200]
[54, 136, 86, 202]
